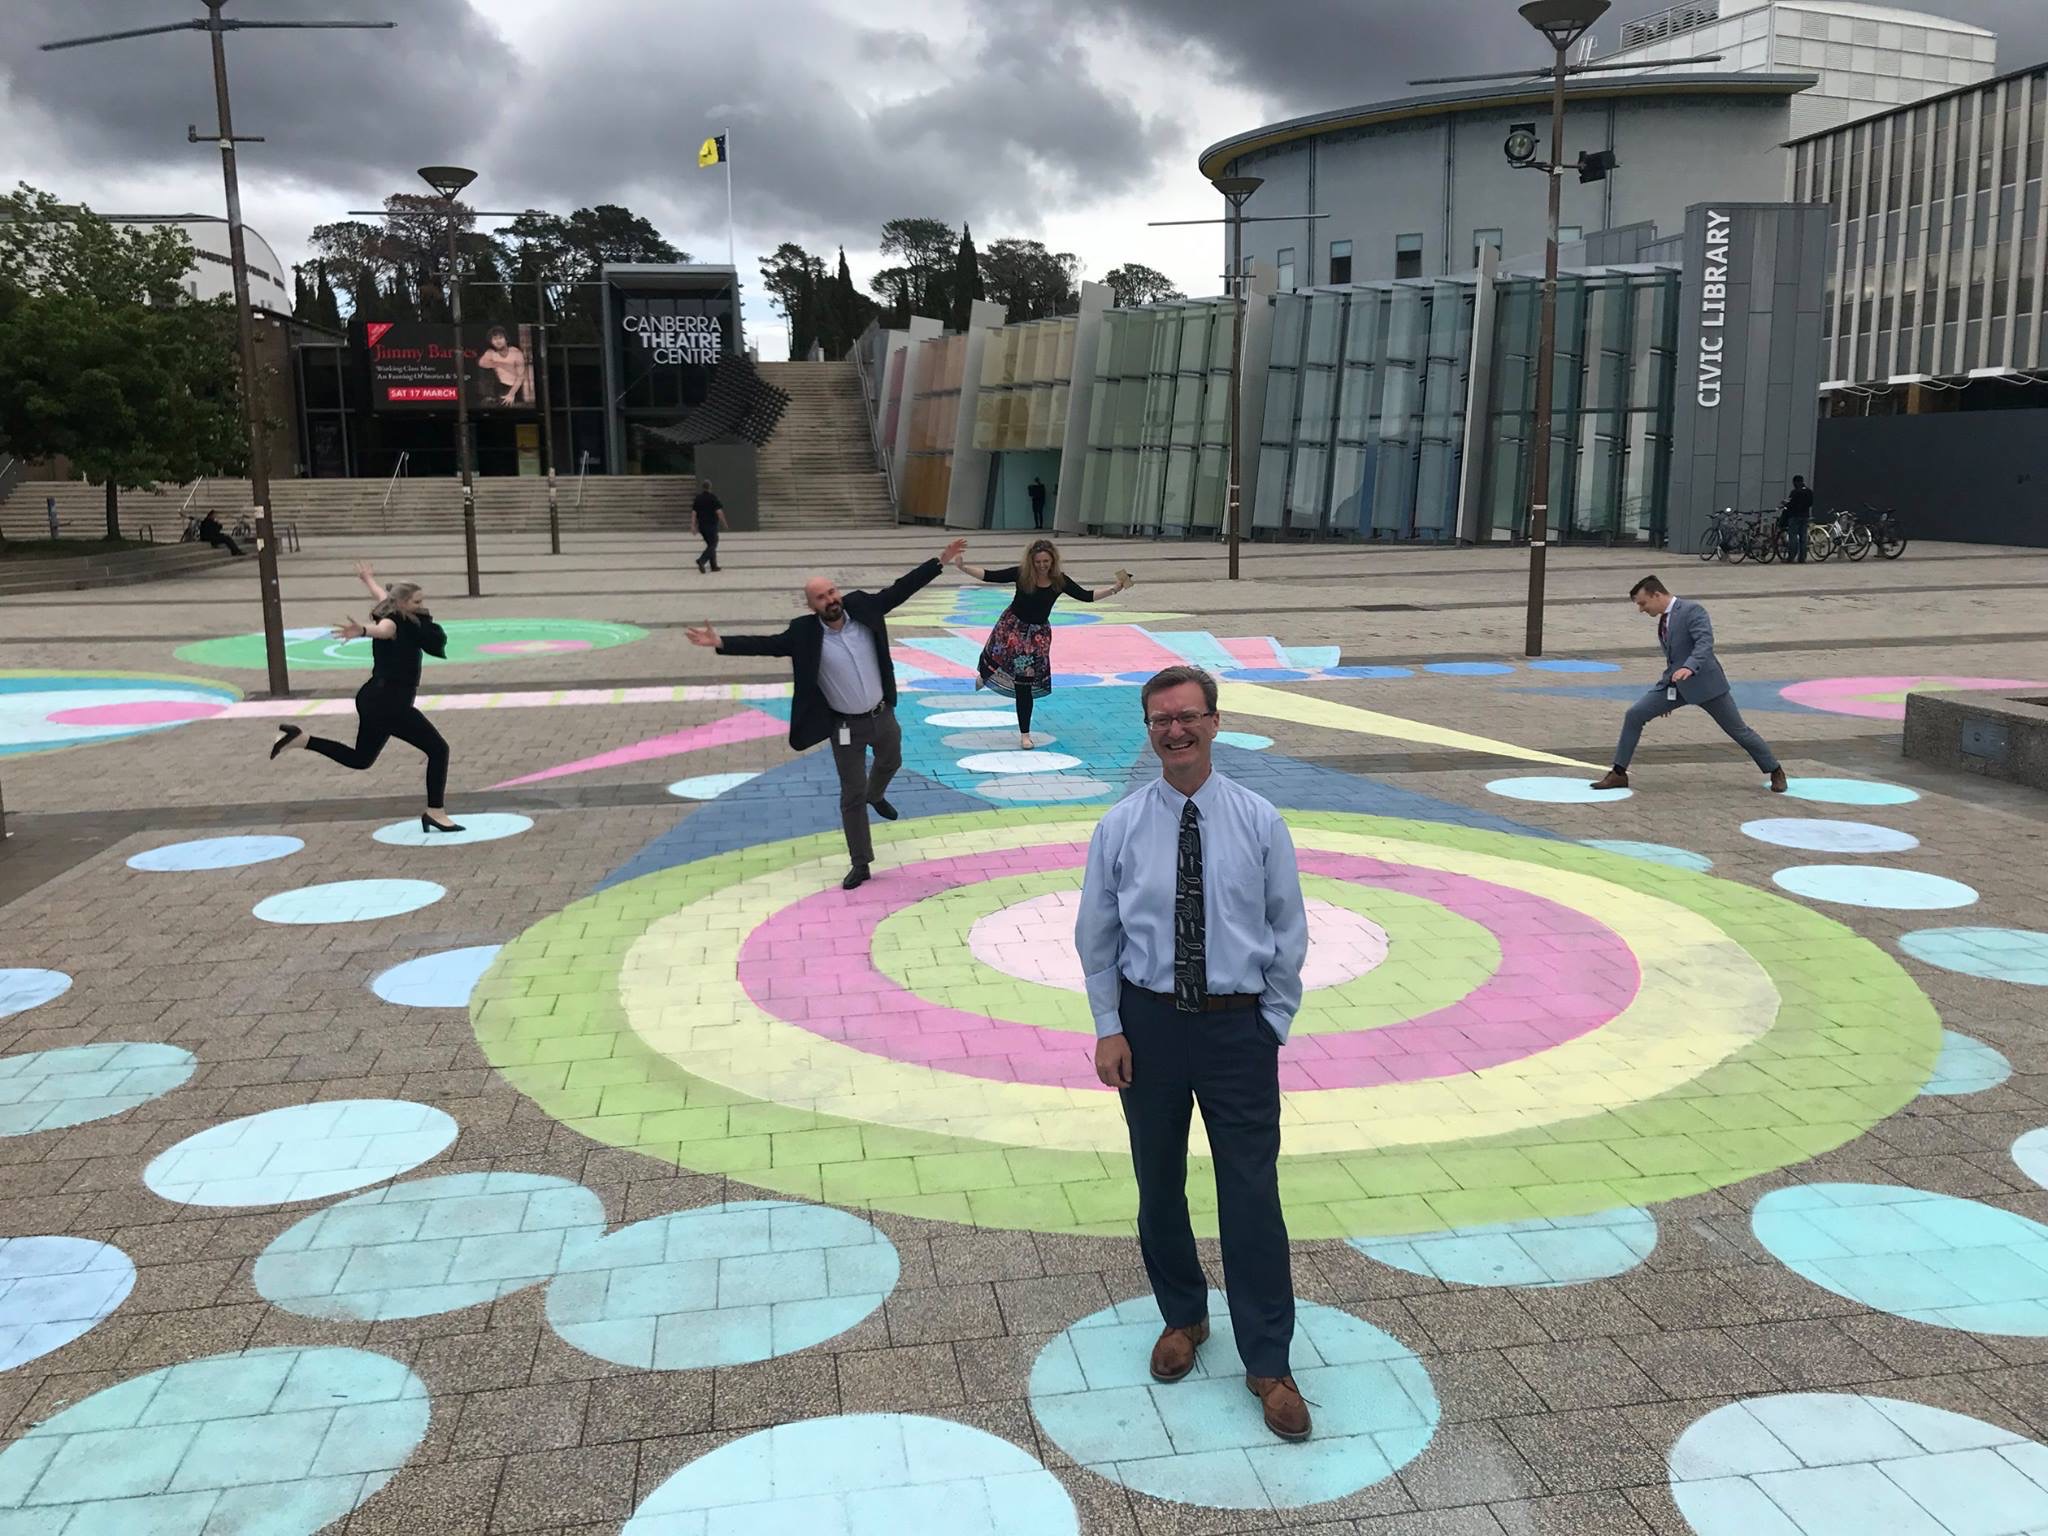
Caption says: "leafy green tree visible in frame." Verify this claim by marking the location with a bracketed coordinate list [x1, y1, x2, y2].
[878, 217, 956, 315]
[1102, 262, 1184, 307]
[980, 238, 1078, 321]
[307, 218, 389, 318]
[760, 242, 827, 357]
[313, 266, 343, 331]
[0, 185, 244, 538]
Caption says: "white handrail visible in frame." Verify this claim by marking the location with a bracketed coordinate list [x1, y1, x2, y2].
[850, 333, 897, 511]
[180, 477, 209, 514]
[573, 451, 592, 513]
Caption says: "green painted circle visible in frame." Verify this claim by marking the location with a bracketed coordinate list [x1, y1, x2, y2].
[868, 868, 1499, 1037]
[470, 809, 1941, 1240]
[176, 618, 647, 671]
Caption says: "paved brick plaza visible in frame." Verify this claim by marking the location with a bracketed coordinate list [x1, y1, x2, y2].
[0, 527, 2045, 1535]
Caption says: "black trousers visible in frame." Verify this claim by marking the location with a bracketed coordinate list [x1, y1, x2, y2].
[307, 679, 450, 805]
[1118, 982, 1294, 1378]
[695, 521, 720, 570]
[202, 529, 242, 557]
[1030, 501, 1046, 529]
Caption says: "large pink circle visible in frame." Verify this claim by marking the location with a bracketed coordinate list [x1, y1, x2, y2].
[46, 700, 227, 726]
[477, 639, 592, 655]
[735, 844, 1640, 1092]
[1780, 675, 2042, 721]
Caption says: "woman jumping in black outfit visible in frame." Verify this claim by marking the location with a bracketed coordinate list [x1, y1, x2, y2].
[952, 539, 1130, 749]
[269, 561, 464, 833]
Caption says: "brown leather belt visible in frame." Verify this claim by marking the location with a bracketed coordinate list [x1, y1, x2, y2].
[1131, 985, 1260, 1014]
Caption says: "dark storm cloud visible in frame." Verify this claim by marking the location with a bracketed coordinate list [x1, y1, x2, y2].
[1, 0, 518, 190]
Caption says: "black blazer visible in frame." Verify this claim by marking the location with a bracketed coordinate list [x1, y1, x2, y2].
[717, 559, 941, 750]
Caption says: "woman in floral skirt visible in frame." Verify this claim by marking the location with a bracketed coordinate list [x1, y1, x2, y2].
[952, 539, 1131, 748]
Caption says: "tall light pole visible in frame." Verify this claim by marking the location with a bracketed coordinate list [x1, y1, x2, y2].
[41, 3, 395, 699]
[419, 166, 482, 598]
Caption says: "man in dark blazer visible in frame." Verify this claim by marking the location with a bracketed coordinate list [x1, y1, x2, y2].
[1590, 575, 1787, 793]
[687, 538, 965, 889]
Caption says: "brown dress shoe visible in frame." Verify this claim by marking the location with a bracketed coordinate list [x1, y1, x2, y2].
[1247, 1374, 1312, 1441]
[1769, 767, 1788, 793]
[1149, 1320, 1209, 1383]
[1588, 769, 1630, 791]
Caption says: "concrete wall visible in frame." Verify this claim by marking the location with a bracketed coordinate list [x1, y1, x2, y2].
[1666, 202, 1830, 552]
[695, 442, 758, 531]
[945, 299, 1008, 529]
[888, 316, 943, 507]
[1816, 409, 2048, 547]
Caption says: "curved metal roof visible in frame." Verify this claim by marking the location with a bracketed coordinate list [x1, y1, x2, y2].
[1198, 70, 1818, 178]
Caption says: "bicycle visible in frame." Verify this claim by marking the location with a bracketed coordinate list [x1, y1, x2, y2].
[179, 513, 204, 543]
[1699, 507, 1753, 562]
[229, 513, 255, 543]
[1859, 504, 1908, 560]
[1811, 508, 1870, 562]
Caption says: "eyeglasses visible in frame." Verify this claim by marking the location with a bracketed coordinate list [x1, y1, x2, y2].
[1145, 710, 1215, 732]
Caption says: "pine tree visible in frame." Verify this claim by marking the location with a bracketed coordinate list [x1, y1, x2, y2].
[948, 224, 983, 332]
[292, 269, 314, 322]
[314, 266, 344, 329]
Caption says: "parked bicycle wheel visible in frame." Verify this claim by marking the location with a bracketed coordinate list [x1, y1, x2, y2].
[1698, 526, 1723, 560]
[1844, 523, 1874, 560]
[1810, 525, 1834, 562]
[1876, 520, 1907, 559]
[1749, 524, 1780, 564]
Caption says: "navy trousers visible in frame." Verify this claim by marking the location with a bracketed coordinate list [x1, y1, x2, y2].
[1612, 686, 1780, 773]
[1117, 982, 1294, 1378]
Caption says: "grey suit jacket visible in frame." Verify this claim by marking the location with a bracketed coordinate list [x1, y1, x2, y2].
[1657, 598, 1732, 704]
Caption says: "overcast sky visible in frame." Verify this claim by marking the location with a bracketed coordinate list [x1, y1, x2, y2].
[6, 0, 2047, 359]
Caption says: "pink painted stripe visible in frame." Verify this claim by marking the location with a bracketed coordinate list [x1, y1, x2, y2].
[891, 641, 979, 680]
[1221, 636, 1285, 669]
[1051, 627, 1189, 676]
[488, 707, 785, 788]
[736, 844, 1639, 1092]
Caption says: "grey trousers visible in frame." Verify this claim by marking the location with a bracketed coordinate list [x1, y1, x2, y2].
[1613, 687, 1779, 773]
[828, 705, 901, 866]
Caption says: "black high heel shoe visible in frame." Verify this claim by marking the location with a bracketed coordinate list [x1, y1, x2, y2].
[269, 725, 302, 760]
[420, 813, 466, 835]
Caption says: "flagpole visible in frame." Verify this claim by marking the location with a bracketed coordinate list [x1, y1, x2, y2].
[723, 126, 736, 272]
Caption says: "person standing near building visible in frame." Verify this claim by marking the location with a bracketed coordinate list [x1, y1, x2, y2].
[1027, 476, 1049, 530]
[1782, 474, 1814, 564]
[1076, 664, 1312, 1443]
[1590, 575, 1788, 793]
[953, 539, 1132, 748]
[685, 538, 967, 889]
[693, 478, 728, 574]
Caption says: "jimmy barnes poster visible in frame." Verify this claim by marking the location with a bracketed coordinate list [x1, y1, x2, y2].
[363, 321, 537, 410]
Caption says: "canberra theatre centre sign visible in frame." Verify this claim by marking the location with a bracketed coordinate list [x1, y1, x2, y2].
[1696, 209, 1732, 410]
[621, 313, 722, 366]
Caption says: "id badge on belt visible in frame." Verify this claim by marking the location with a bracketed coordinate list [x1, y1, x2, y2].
[837, 722, 852, 746]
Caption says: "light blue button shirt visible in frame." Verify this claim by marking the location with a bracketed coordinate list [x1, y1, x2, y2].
[1075, 771, 1309, 1041]
[816, 617, 885, 714]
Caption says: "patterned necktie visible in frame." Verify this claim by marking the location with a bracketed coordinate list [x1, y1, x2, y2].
[1658, 610, 1669, 644]
[1174, 800, 1207, 1012]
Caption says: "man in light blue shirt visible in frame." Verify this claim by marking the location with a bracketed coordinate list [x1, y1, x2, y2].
[1075, 664, 1311, 1442]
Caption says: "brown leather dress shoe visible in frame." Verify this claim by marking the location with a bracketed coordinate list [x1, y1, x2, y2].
[1149, 1320, 1209, 1383]
[1589, 769, 1630, 791]
[1768, 767, 1788, 793]
[1247, 1373, 1312, 1441]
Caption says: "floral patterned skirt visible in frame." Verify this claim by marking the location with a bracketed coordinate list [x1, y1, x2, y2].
[976, 612, 1054, 699]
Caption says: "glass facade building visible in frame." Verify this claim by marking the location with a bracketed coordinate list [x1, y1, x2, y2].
[902, 333, 966, 522]
[1076, 301, 1235, 535]
[973, 318, 1076, 452]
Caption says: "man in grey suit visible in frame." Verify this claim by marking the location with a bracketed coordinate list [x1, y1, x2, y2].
[1590, 575, 1788, 793]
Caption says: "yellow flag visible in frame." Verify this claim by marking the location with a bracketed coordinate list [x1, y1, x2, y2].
[698, 134, 726, 169]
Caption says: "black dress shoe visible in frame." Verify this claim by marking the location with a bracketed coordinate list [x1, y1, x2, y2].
[269, 725, 302, 760]
[842, 864, 871, 891]
[869, 798, 899, 821]
[421, 814, 467, 835]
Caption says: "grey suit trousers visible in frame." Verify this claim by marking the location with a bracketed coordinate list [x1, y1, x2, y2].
[1613, 687, 1779, 773]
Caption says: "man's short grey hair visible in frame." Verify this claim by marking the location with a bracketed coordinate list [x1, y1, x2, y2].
[1140, 665, 1218, 717]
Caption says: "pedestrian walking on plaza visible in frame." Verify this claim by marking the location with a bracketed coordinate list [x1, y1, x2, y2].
[268, 560, 464, 833]
[1028, 476, 1049, 530]
[1590, 575, 1787, 794]
[1782, 474, 1814, 564]
[685, 538, 967, 890]
[693, 478, 729, 573]
[1075, 663, 1312, 1443]
[953, 539, 1132, 748]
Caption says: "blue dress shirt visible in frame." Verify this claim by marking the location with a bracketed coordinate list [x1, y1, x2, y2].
[1075, 771, 1309, 1041]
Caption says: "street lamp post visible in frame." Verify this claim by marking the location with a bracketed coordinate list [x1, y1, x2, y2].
[1213, 175, 1263, 583]
[419, 166, 481, 598]
[1516, 0, 1609, 657]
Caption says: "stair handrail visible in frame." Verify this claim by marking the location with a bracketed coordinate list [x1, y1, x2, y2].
[0, 456, 23, 506]
[573, 451, 592, 514]
[849, 332, 898, 515]
[179, 477, 209, 514]
[379, 452, 409, 532]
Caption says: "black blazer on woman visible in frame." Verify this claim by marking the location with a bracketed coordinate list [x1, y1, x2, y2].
[715, 559, 941, 750]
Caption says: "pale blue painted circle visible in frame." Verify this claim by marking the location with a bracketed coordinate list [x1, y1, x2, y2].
[1029, 1289, 1438, 1508]
[0, 1346, 429, 1534]
[127, 835, 305, 872]
[144, 1099, 458, 1207]
[941, 730, 1059, 749]
[0, 1043, 195, 1137]
[1741, 818, 1920, 854]
[1325, 665, 1414, 679]
[252, 879, 445, 924]
[1579, 839, 1714, 872]
[1425, 661, 1515, 676]
[1924, 1030, 2013, 1096]
[0, 1236, 135, 1371]
[1487, 776, 1632, 804]
[254, 1172, 607, 1321]
[1668, 1393, 2048, 1536]
[1783, 777, 1921, 806]
[370, 946, 502, 1009]
[958, 750, 1084, 774]
[1771, 865, 1978, 911]
[546, 1200, 898, 1369]
[666, 772, 762, 799]
[1528, 659, 1620, 673]
[977, 775, 1114, 803]
[2014, 1128, 2048, 1191]
[0, 969, 71, 1020]
[371, 812, 532, 847]
[1899, 927, 2048, 987]
[622, 1413, 1079, 1536]
[1215, 731, 1275, 750]
[1751, 1183, 2048, 1335]
[1349, 1208, 1658, 1288]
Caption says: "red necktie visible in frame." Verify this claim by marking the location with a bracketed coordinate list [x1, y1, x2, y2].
[1658, 611, 1669, 644]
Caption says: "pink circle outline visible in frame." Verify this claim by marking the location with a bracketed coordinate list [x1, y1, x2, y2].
[46, 700, 228, 727]
[1780, 675, 2044, 722]
[735, 844, 1641, 1092]
[476, 639, 593, 655]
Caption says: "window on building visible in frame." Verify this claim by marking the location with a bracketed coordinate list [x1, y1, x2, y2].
[1559, 225, 1584, 245]
[1329, 240, 1353, 285]
[1473, 228, 1504, 266]
[1277, 247, 1297, 291]
[1395, 233, 1423, 279]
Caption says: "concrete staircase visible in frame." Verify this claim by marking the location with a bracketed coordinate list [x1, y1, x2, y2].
[754, 361, 895, 532]
[0, 541, 236, 596]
